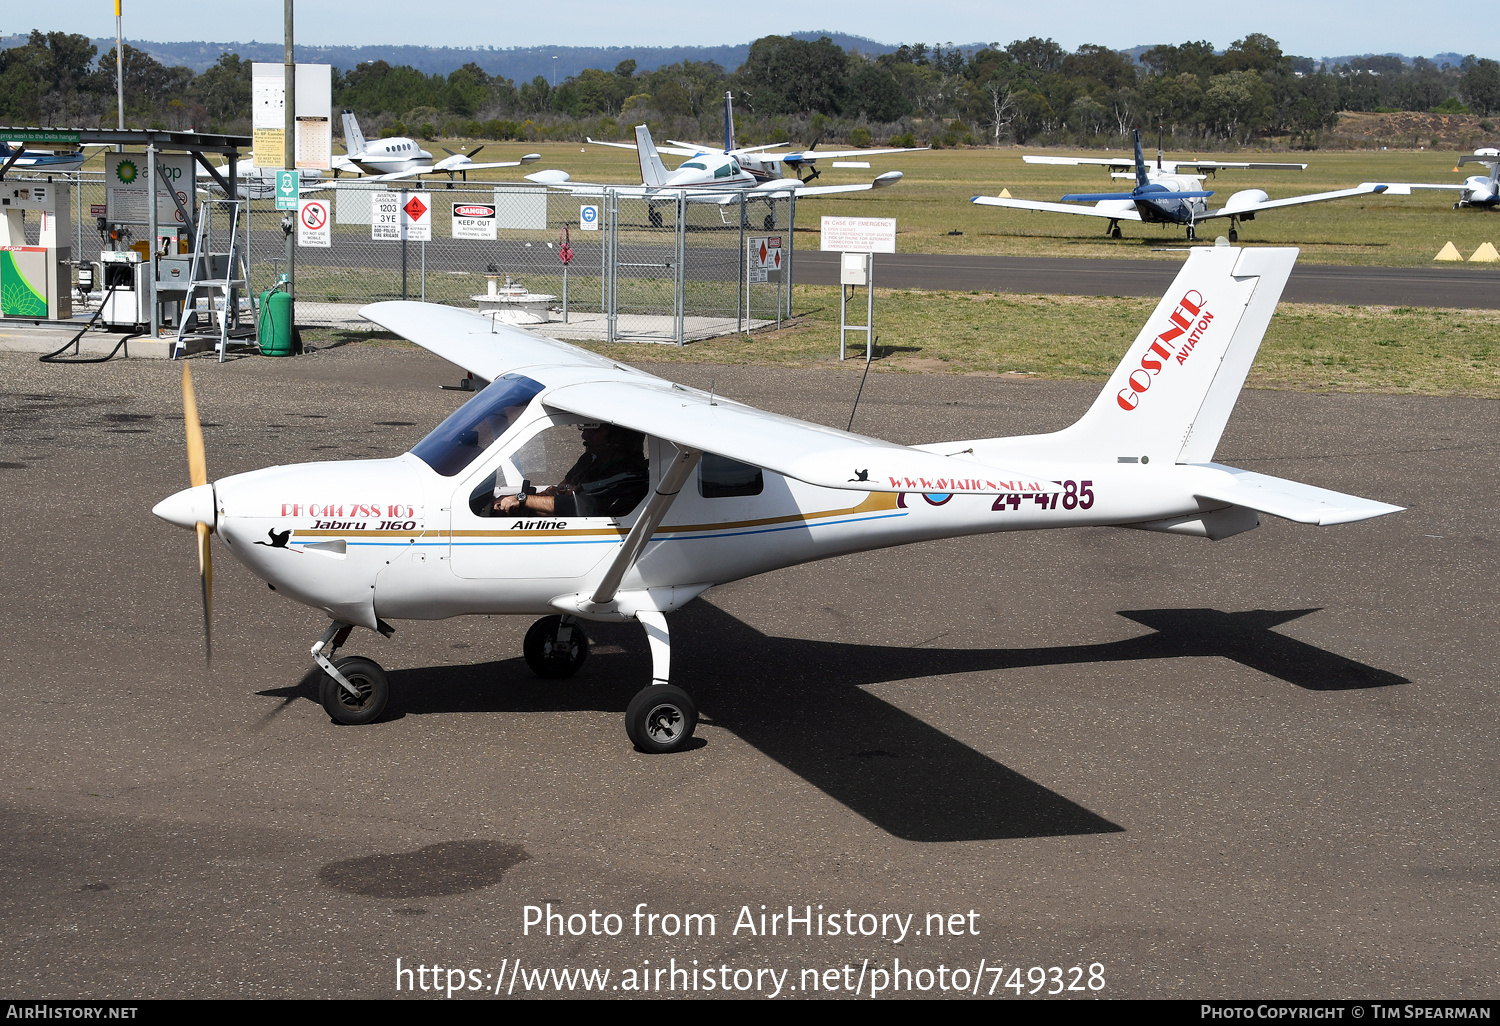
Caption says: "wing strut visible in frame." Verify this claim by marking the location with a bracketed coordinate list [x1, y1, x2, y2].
[590, 444, 703, 606]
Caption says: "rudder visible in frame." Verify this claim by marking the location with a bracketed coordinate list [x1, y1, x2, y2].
[342, 109, 367, 156]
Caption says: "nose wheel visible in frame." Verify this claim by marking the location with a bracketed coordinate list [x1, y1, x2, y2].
[523, 615, 590, 678]
[319, 656, 390, 725]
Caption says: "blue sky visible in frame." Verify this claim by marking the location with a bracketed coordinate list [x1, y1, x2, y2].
[25, 1, 1493, 60]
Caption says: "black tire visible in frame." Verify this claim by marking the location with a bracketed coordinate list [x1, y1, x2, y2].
[319, 656, 389, 725]
[649, 208, 663, 228]
[1110, 226, 1122, 240]
[1228, 229, 1239, 242]
[625, 684, 697, 753]
[523, 615, 590, 679]
[1186, 225, 1197, 241]
[763, 214, 775, 230]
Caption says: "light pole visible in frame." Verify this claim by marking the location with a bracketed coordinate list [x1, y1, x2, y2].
[284, 0, 296, 335]
[114, 0, 125, 134]
[551, 55, 557, 88]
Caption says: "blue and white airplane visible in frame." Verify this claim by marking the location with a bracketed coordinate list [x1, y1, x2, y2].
[974, 129, 1388, 242]
[0, 141, 86, 174]
[1373, 148, 1500, 209]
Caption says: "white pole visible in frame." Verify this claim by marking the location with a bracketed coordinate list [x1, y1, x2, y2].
[115, 0, 125, 142]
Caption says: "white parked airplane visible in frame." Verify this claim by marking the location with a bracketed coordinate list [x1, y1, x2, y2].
[335, 110, 539, 181]
[975, 129, 1389, 241]
[195, 157, 323, 200]
[527, 123, 903, 228]
[153, 243, 1401, 753]
[587, 91, 927, 185]
[1372, 147, 1500, 209]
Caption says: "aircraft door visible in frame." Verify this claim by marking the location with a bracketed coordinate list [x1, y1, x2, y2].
[448, 416, 640, 581]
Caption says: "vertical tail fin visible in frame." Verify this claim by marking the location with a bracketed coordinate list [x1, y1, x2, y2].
[724, 92, 736, 153]
[1133, 128, 1149, 189]
[635, 124, 670, 187]
[341, 109, 367, 156]
[976, 247, 1298, 466]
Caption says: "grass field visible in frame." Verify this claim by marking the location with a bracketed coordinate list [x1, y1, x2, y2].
[417, 142, 1500, 267]
[308, 283, 1500, 398]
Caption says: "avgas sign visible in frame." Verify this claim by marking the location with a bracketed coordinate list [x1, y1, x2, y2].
[1116, 290, 1215, 411]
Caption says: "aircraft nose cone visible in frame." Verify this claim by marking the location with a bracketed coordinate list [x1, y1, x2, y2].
[153, 483, 216, 530]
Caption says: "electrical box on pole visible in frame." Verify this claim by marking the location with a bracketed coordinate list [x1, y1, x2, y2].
[822, 216, 895, 362]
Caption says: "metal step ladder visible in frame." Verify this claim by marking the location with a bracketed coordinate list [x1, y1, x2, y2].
[171, 198, 254, 362]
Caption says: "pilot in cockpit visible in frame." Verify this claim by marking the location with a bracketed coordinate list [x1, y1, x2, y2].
[494, 423, 649, 518]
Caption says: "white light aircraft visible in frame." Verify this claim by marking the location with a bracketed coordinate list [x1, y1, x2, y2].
[1370, 147, 1500, 209]
[975, 129, 1390, 241]
[335, 110, 540, 181]
[153, 244, 1402, 753]
[527, 122, 903, 228]
[587, 91, 927, 186]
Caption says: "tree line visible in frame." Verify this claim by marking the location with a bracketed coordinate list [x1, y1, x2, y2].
[5, 28, 1500, 150]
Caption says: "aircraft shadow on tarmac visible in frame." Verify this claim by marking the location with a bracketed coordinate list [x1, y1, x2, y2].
[262, 604, 1405, 844]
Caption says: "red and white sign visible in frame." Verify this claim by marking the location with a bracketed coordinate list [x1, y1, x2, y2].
[747, 235, 782, 283]
[452, 201, 497, 240]
[297, 198, 331, 248]
[820, 216, 896, 254]
[400, 192, 432, 241]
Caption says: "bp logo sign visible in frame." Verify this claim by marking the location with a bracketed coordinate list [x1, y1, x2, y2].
[115, 159, 138, 184]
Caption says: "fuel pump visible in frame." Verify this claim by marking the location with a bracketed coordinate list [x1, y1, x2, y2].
[0, 180, 72, 320]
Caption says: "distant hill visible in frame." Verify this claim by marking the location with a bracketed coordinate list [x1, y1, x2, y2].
[0, 30, 899, 79]
[1122, 43, 1476, 66]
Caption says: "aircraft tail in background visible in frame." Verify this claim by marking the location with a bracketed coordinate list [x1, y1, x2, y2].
[341, 109, 367, 156]
[636, 124, 670, 187]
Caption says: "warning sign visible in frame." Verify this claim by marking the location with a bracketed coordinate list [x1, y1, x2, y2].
[297, 198, 331, 248]
[372, 191, 400, 241]
[452, 202, 497, 240]
[400, 192, 432, 241]
[747, 235, 782, 284]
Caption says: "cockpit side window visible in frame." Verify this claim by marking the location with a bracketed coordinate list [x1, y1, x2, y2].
[680, 161, 707, 170]
[410, 374, 545, 476]
[713, 163, 733, 179]
[699, 452, 763, 497]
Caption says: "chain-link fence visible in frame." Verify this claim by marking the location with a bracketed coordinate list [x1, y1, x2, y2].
[243, 180, 795, 344]
[18, 170, 795, 345]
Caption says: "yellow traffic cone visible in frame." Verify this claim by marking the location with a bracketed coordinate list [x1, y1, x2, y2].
[999, 188, 1012, 198]
[1468, 242, 1499, 262]
[1434, 241, 1463, 261]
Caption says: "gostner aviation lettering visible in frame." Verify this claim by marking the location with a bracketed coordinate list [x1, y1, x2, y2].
[1117, 290, 1215, 411]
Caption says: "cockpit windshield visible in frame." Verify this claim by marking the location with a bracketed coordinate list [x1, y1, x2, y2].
[410, 374, 545, 476]
[680, 161, 707, 170]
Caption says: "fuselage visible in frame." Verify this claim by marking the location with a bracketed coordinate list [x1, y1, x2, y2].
[349, 137, 434, 175]
[1458, 174, 1499, 208]
[206, 392, 1239, 632]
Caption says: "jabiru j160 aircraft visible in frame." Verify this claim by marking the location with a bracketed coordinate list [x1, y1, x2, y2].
[974, 129, 1390, 241]
[153, 243, 1401, 753]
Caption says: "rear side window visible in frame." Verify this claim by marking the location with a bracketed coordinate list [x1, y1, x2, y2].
[699, 453, 762, 498]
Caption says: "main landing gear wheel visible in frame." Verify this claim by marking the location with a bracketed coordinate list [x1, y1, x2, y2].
[625, 684, 697, 753]
[523, 615, 590, 679]
[763, 214, 775, 230]
[1228, 228, 1239, 242]
[319, 656, 389, 725]
[649, 208, 663, 228]
[1186, 225, 1197, 241]
[1110, 225, 1123, 239]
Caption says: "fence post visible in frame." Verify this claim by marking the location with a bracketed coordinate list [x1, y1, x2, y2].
[737, 194, 745, 332]
[605, 189, 616, 345]
[674, 191, 686, 345]
[786, 194, 796, 318]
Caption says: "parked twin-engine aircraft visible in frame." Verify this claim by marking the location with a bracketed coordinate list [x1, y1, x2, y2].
[153, 244, 1401, 754]
[586, 91, 927, 185]
[195, 157, 323, 200]
[974, 129, 1388, 241]
[334, 110, 540, 180]
[0, 140, 86, 174]
[1372, 147, 1500, 209]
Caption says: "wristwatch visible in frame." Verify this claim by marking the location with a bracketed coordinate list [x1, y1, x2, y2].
[514, 492, 528, 509]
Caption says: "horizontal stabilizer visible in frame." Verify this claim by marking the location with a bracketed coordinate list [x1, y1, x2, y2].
[1061, 190, 1214, 201]
[1190, 464, 1403, 525]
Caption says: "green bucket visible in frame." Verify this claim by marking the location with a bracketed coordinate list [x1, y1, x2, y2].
[258, 288, 294, 357]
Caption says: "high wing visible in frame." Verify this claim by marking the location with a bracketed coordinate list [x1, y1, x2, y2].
[1023, 154, 1306, 173]
[543, 380, 1055, 495]
[586, 137, 708, 158]
[359, 301, 1054, 496]
[360, 302, 616, 383]
[760, 145, 930, 161]
[1198, 183, 1389, 220]
[971, 194, 1143, 220]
